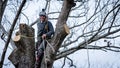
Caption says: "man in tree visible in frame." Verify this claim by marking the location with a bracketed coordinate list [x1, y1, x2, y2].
[35, 9, 54, 68]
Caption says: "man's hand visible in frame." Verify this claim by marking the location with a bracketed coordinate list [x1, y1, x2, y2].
[42, 34, 46, 39]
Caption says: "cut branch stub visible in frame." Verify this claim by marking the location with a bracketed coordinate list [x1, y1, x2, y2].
[64, 24, 70, 34]
[13, 35, 21, 42]
[8, 24, 35, 68]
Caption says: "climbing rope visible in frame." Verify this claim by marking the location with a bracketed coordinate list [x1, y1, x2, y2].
[84, 36, 90, 68]
[19, 35, 37, 38]
[43, 39, 55, 68]
[19, 35, 55, 52]
[45, 39, 55, 53]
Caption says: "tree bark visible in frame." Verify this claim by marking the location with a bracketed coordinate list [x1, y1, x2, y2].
[41, 0, 76, 68]
[8, 24, 35, 68]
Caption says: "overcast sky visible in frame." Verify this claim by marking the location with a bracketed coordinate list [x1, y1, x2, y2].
[0, 0, 120, 68]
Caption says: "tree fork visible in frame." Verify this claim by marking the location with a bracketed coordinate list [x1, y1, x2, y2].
[41, 0, 76, 68]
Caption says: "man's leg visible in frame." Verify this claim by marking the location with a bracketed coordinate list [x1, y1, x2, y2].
[36, 41, 45, 68]
[35, 44, 44, 68]
[35, 52, 44, 68]
[35, 40, 47, 68]
[35, 39, 42, 68]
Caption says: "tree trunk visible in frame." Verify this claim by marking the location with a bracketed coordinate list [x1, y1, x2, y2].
[41, 0, 76, 68]
[8, 24, 35, 68]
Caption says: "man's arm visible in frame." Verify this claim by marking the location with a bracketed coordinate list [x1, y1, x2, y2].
[37, 22, 43, 37]
[46, 21, 54, 37]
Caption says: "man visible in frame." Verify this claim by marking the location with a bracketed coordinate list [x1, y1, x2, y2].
[35, 9, 54, 68]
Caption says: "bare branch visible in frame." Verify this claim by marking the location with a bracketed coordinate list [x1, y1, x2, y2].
[56, 27, 120, 60]
[61, 24, 120, 48]
[66, 57, 76, 68]
[108, 6, 120, 33]
[61, 57, 66, 68]
[21, 12, 30, 25]
[83, 45, 120, 52]
[30, 18, 39, 26]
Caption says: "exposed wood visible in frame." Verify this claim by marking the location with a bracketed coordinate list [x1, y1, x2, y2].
[8, 24, 35, 68]
[64, 24, 70, 34]
[13, 35, 21, 42]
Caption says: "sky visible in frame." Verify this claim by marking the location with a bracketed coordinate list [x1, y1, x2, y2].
[0, 0, 120, 68]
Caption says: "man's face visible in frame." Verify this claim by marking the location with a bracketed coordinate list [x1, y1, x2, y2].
[40, 15, 46, 22]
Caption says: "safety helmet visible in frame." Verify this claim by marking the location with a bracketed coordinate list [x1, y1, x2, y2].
[39, 9, 46, 17]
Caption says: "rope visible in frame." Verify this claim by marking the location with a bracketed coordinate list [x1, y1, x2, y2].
[20, 35, 55, 53]
[45, 39, 55, 53]
[20, 35, 37, 38]
[86, 43, 90, 68]
[84, 37, 90, 68]
[43, 39, 55, 68]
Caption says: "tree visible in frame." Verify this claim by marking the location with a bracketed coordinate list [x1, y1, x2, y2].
[0, 0, 120, 68]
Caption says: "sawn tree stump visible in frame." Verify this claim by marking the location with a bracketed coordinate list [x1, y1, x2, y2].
[8, 24, 35, 68]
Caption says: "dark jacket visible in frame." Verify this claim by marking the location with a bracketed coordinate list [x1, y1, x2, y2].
[37, 20, 54, 39]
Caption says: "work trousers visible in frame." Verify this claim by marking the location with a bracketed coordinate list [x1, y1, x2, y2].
[35, 39, 47, 68]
